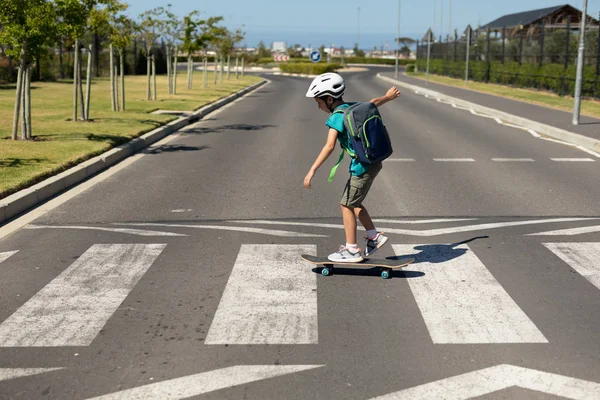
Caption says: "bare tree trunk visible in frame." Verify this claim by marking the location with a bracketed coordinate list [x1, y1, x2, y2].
[21, 66, 27, 140]
[187, 55, 191, 89]
[203, 58, 207, 88]
[73, 39, 79, 121]
[220, 57, 224, 82]
[114, 63, 120, 111]
[12, 64, 24, 140]
[59, 38, 64, 80]
[78, 47, 85, 121]
[25, 65, 32, 139]
[241, 57, 245, 77]
[226, 55, 231, 80]
[166, 45, 172, 94]
[214, 57, 218, 85]
[152, 56, 156, 101]
[109, 44, 116, 111]
[235, 56, 239, 79]
[120, 50, 125, 111]
[85, 44, 93, 120]
[146, 55, 151, 100]
[173, 47, 178, 95]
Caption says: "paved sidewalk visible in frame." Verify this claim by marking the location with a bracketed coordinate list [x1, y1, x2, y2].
[381, 71, 600, 141]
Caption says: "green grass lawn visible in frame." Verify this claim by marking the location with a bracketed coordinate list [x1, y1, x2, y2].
[0, 72, 261, 199]
[406, 71, 600, 119]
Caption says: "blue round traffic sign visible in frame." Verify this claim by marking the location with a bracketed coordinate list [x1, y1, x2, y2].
[310, 51, 322, 63]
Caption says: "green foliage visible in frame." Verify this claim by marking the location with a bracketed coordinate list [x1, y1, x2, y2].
[415, 58, 599, 96]
[279, 62, 341, 75]
[405, 64, 415, 73]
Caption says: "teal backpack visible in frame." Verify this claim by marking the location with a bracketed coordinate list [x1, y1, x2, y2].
[329, 102, 394, 181]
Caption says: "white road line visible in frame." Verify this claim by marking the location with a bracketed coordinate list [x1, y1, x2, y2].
[544, 243, 600, 291]
[372, 218, 478, 224]
[385, 158, 416, 162]
[529, 225, 600, 236]
[24, 225, 187, 237]
[0, 368, 63, 382]
[491, 158, 535, 162]
[393, 244, 547, 343]
[433, 158, 475, 162]
[115, 222, 327, 238]
[205, 244, 318, 344]
[527, 129, 541, 138]
[551, 158, 596, 162]
[576, 145, 600, 158]
[86, 365, 323, 400]
[230, 218, 597, 237]
[0, 244, 166, 347]
[0, 250, 18, 264]
[368, 364, 600, 399]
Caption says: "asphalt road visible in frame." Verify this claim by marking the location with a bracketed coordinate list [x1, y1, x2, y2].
[0, 69, 599, 399]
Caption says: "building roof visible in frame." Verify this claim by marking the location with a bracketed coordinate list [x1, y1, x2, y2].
[480, 5, 566, 30]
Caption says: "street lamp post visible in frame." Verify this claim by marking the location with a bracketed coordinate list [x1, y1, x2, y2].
[572, 0, 588, 125]
[395, 0, 401, 78]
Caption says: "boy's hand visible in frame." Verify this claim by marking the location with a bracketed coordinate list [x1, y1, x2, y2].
[304, 170, 315, 189]
[386, 86, 401, 101]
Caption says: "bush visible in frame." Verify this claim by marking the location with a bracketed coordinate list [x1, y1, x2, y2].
[405, 64, 416, 73]
[333, 57, 413, 66]
[414, 58, 599, 97]
[279, 62, 341, 75]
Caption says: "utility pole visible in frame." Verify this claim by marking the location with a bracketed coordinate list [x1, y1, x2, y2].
[573, 0, 588, 125]
[395, 0, 401, 78]
[357, 7, 361, 49]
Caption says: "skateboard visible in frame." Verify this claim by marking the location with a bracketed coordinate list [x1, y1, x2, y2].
[301, 254, 415, 279]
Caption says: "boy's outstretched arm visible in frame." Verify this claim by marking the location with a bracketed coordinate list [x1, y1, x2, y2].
[304, 128, 339, 189]
[370, 86, 401, 107]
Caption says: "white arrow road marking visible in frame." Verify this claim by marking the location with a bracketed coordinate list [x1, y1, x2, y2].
[0, 244, 166, 347]
[0, 250, 18, 264]
[24, 225, 187, 237]
[0, 368, 63, 382]
[86, 365, 323, 400]
[393, 244, 547, 343]
[544, 243, 600, 291]
[372, 219, 478, 224]
[368, 364, 600, 399]
[229, 218, 597, 237]
[529, 225, 600, 236]
[206, 245, 318, 344]
[114, 223, 327, 238]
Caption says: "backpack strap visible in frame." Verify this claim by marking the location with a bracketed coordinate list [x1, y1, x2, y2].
[328, 108, 350, 182]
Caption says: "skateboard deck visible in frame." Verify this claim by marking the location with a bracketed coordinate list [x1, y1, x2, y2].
[301, 254, 414, 279]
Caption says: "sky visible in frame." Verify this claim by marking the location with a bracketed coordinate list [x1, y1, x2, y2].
[124, 1, 600, 49]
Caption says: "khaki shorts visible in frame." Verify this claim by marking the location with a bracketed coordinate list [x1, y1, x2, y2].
[340, 162, 383, 208]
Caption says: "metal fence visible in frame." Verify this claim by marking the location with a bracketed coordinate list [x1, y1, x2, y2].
[415, 19, 600, 99]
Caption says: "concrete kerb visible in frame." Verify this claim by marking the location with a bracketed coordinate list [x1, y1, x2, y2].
[377, 73, 600, 154]
[0, 79, 267, 225]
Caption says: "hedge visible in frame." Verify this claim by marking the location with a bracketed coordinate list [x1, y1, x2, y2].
[415, 59, 598, 97]
[333, 57, 413, 66]
[279, 63, 342, 75]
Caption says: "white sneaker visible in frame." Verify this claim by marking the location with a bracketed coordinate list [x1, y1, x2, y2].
[328, 245, 364, 263]
[364, 232, 389, 257]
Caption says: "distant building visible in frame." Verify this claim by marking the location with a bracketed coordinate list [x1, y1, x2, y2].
[271, 41, 287, 54]
[480, 4, 598, 37]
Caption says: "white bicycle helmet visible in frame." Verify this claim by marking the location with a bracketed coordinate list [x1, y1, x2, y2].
[305, 73, 345, 99]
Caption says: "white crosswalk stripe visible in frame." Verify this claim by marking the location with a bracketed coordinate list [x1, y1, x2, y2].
[544, 243, 600, 291]
[0, 244, 166, 347]
[392, 244, 548, 344]
[205, 244, 318, 344]
[2, 240, 600, 349]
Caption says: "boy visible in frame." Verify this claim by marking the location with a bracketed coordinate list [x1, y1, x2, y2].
[304, 72, 400, 262]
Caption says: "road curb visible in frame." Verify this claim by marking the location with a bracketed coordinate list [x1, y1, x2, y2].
[377, 73, 600, 155]
[0, 79, 267, 225]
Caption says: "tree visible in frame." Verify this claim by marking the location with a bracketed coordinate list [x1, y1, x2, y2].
[137, 10, 158, 100]
[353, 43, 365, 57]
[108, 14, 134, 111]
[0, 0, 58, 140]
[257, 40, 270, 58]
